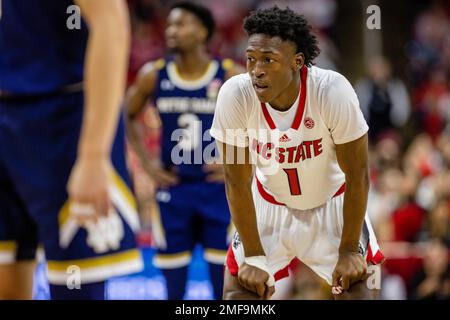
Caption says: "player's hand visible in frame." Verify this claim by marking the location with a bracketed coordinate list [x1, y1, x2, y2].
[417, 276, 441, 298]
[203, 163, 225, 183]
[238, 260, 275, 299]
[143, 160, 179, 188]
[67, 155, 113, 225]
[332, 251, 367, 294]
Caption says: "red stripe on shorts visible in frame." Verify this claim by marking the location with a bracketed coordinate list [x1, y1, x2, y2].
[367, 244, 386, 265]
[226, 244, 298, 282]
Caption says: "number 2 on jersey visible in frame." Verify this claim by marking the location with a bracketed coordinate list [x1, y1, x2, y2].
[283, 168, 302, 195]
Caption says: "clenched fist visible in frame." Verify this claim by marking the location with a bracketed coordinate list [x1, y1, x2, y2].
[238, 257, 275, 299]
[332, 251, 367, 294]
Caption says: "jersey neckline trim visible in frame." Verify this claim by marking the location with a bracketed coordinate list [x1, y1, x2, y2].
[260, 65, 308, 131]
[166, 60, 219, 91]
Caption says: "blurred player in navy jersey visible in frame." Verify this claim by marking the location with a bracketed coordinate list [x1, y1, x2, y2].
[0, 0, 143, 299]
[126, 1, 244, 300]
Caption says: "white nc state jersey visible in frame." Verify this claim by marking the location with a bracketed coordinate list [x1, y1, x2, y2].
[210, 66, 368, 210]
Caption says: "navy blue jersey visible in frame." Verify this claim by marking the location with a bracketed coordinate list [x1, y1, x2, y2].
[0, 0, 88, 94]
[153, 58, 233, 182]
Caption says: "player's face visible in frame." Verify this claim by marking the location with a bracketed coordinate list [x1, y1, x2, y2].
[246, 34, 301, 103]
[165, 9, 207, 52]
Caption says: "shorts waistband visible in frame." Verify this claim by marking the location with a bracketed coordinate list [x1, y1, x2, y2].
[0, 82, 83, 103]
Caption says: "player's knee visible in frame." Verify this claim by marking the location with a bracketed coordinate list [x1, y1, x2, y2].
[49, 281, 105, 300]
[0, 281, 33, 300]
[222, 288, 240, 300]
[0, 262, 35, 300]
[222, 276, 242, 300]
[223, 288, 264, 300]
[223, 285, 263, 300]
[222, 284, 233, 300]
[0, 289, 30, 300]
[333, 280, 380, 300]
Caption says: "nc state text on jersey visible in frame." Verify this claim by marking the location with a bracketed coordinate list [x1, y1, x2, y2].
[251, 138, 323, 164]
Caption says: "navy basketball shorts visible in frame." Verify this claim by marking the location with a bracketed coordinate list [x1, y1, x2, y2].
[0, 91, 143, 285]
[152, 181, 233, 269]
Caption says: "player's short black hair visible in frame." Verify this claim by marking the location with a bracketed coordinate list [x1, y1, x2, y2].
[170, 1, 215, 41]
[243, 6, 320, 66]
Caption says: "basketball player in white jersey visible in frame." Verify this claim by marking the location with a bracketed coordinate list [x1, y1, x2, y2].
[210, 6, 385, 300]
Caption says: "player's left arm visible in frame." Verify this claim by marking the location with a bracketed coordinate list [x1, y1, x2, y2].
[334, 133, 369, 291]
[321, 72, 371, 293]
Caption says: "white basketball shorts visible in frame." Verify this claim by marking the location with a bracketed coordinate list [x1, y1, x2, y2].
[226, 178, 385, 285]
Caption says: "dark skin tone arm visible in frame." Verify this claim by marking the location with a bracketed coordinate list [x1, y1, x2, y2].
[127, 63, 157, 118]
[333, 133, 370, 292]
[125, 63, 179, 188]
[218, 141, 275, 299]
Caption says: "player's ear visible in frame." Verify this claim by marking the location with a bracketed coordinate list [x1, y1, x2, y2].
[197, 26, 208, 44]
[292, 53, 305, 71]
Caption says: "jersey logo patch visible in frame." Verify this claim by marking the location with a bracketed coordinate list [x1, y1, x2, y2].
[279, 134, 291, 142]
[304, 117, 315, 129]
[161, 79, 175, 91]
[207, 78, 223, 99]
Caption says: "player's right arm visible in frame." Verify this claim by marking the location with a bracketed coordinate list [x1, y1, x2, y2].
[125, 63, 178, 187]
[127, 62, 158, 118]
[218, 142, 274, 298]
[211, 76, 274, 299]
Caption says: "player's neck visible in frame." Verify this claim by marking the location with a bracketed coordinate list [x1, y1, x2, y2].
[268, 72, 301, 111]
[174, 48, 211, 81]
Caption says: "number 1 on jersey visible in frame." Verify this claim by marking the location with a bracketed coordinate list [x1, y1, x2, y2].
[283, 168, 302, 195]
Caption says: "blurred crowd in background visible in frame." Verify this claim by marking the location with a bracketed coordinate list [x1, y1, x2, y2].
[125, 0, 450, 300]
